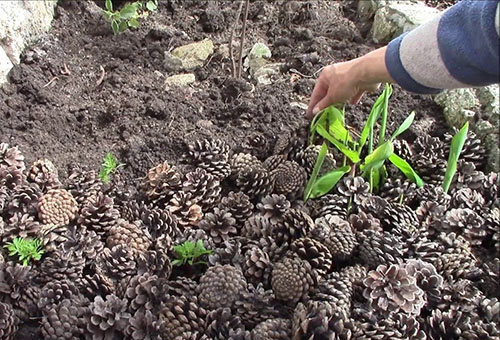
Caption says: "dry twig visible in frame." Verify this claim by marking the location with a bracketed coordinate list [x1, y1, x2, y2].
[43, 76, 58, 88]
[237, 0, 250, 79]
[95, 65, 106, 87]
[229, 1, 244, 78]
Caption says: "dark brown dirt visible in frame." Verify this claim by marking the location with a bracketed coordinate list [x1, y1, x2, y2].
[0, 0, 446, 184]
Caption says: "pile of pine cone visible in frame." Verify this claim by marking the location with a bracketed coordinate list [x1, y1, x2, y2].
[0, 129, 498, 340]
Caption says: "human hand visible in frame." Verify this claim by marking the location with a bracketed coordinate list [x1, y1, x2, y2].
[306, 46, 393, 118]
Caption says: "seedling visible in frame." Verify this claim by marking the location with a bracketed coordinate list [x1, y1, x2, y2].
[442, 122, 469, 193]
[172, 240, 212, 267]
[304, 84, 423, 201]
[103, 0, 158, 35]
[4, 237, 44, 266]
[98, 152, 125, 184]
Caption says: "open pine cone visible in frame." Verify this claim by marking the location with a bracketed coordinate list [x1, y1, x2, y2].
[295, 144, 336, 176]
[77, 192, 120, 237]
[168, 191, 203, 227]
[230, 152, 263, 177]
[197, 264, 248, 310]
[27, 158, 61, 190]
[242, 244, 272, 286]
[0, 143, 26, 189]
[182, 167, 222, 211]
[160, 294, 207, 338]
[270, 160, 307, 199]
[198, 208, 238, 244]
[290, 237, 333, 275]
[38, 279, 81, 312]
[38, 189, 78, 226]
[96, 244, 137, 281]
[273, 208, 314, 246]
[107, 219, 152, 256]
[252, 318, 291, 340]
[357, 229, 406, 268]
[65, 167, 102, 207]
[235, 164, 275, 200]
[41, 298, 87, 340]
[184, 139, 231, 179]
[271, 255, 317, 304]
[256, 194, 291, 224]
[310, 214, 357, 262]
[86, 294, 130, 340]
[142, 161, 182, 206]
[219, 191, 254, 226]
[0, 302, 18, 340]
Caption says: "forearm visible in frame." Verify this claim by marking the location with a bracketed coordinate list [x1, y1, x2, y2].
[355, 46, 394, 88]
[385, 0, 500, 94]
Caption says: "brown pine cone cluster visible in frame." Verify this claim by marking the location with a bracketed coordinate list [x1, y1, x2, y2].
[38, 189, 78, 226]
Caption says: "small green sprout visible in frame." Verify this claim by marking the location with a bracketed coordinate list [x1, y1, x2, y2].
[443, 122, 469, 193]
[172, 240, 213, 267]
[103, 0, 158, 35]
[4, 237, 45, 266]
[98, 152, 125, 184]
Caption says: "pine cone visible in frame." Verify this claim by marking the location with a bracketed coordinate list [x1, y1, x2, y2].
[353, 313, 426, 340]
[234, 286, 282, 329]
[27, 159, 60, 190]
[406, 184, 451, 209]
[444, 208, 487, 246]
[137, 244, 172, 279]
[86, 294, 130, 339]
[425, 308, 472, 340]
[126, 308, 166, 340]
[379, 177, 417, 203]
[358, 195, 419, 232]
[236, 165, 275, 200]
[310, 276, 353, 313]
[205, 307, 247, 340]
[39, 249, 85, 284]
[38, 189, 78, 226]
[219, 191, 254, 226]
[168, 191, 203, 227]
[1, 212, 41, 243]
[182, 167, 222, 211]
[444, 130, 486, 168]
[462, 320, 500, 340]
[0, 143, 26, 189]
[160, 294, 207, 338]
[274, 208, 314, 246]
[240, 133, 271, 159]
[357, 229, 406, 268]
[295, 144, 336, 176]
[141, 205, 179, 240]
[337, 176, 370, 205]
[5, 182, 42, 218]
[167, 276, 198, 297]
[38, 279, 80, 312]
[348, 211, 382, 233]
[96, 244, 137, 280]
[405, 259, 444, 307]
[271, 161, 307, 199]
[107, 219, 152, 256]
[185, 139, 231, 179]
[76, 271, 115, 299]
[241, 215, 274, 240]
[0, 262, 32, 306]
[451, 187, 485, 211]
[197, 264, 248, 310]
[0, 302, 18, 340]
[252, 318, 291, 340]
[311, 215, 357, 262]
[314, 194, 348, 220]
[271, 255, 317, 304]
[198, 208, 238, 244]
[453, 160, 486, 193]
[40, 298, 87, 340]
[230, 153, 263, 177]
[290, 237, 332, 275]
[142, 161, 182, 206]
[176, 227, 214, 252]
[242, 245, 272, 286]
[363, 263, 426, 315]
[206, 237, 245, 269]
[263, 154, 288, 172]
[256, 194, 291, 224]
[121, 273, 168, 314]
[77, 192, 120, 237]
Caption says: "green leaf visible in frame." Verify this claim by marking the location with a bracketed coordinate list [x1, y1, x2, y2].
[128, 17, 140, 28]
[120, 4, 138, 19]
[388, 153, 424, 187]
[303, 142, 328, 201]
[111, 20, 120, 34]
[172, 259, 183, 266]
[309, 109, 328, 144]
[316, 125, 360, 163]
[118, 20, 129, 32]
[105, 0, 113, 12]
[391, 111, 415, 141]
[146, 0, 158, 11]
[361, 141, 394, 173]
[443, 122, 469, 193]
[377, 84, 393, 146]
[326, 106, 352, 143]
[310, 166, 351, 198]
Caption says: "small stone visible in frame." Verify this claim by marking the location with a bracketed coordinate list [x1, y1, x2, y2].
[434, 88, 479, 129]
[165, 74, 196, 88]
[169, 38, 214, 71]
[253, 63, 284, 85]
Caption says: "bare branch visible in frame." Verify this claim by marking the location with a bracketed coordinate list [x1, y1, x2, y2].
[237, 0, 250, 79]
[229, 1, 244, 78]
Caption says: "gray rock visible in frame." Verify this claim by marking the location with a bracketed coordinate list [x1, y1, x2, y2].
[357, 0, 419, 21]
[476, 84, 500, 117]
[253, 63, 284, 85]
[166, 38, 214, 72]
[434, 89, 479, 129]
[165, 73, 196, 87]
[371, 3, 440, 43]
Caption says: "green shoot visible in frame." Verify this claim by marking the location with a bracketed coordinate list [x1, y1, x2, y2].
[443, 122, 469, 193]
[172, 240, 213, 267]
[4, 237, 44, 266]
[309, 166, 351, 199]
[103, 0, 158, 35]
[98, 152, 125, 184]
[303, 142, 328, 201]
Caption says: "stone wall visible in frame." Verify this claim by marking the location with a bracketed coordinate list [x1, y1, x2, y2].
[0, 0, 58, 84]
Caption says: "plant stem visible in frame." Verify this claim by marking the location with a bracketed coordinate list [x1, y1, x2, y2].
[229, 1, 243, 78]
[237, 0, 250, 79]
[378, 88, 390, 146]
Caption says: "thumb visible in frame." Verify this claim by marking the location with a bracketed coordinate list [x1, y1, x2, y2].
[311, 97, 333, 117]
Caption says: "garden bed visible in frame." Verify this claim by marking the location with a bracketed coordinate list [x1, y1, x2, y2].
[0, 1, 498, 339]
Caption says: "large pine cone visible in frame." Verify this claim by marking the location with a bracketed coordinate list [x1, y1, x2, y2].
[241, 215, 274, 240]
[234, 286, 282, 329]
[0, 143, 26, 189]
[405, 259, 444, 307]
[137, 244, 172, 279]
[256, 194, 291, 224]
[363, 263, 426, 315]
[310, 275, 353, 314]
[295, 144, 337, 176]
[160, 294, 207, 338]
[252, 318, 291, 340]
[198, 208, 238, 244]
[290, 237, 332, 275]
[185, 139, 231, 179]
[197, 264, 248, 310]
[142, 161, 182, 206]
[205, 307, 247, 340]
[96, 244, 137, 281]
[182, 168, 222, 211]
[263, 154, 288, 172]
[38, 279, 81, 312]
[424, 308, 472, 340]
[168, 191, 203, 227]
[141, 205, 179, 240]
[242, 244, 272, 286]
[76, 271, 115, 300]
[126, 308, 166, 340]
[120, 273, 168, 314]
[0, 302, 18, 340]
[271, 255, 317, 304]
[337, 176, 370, 205]
[444, 208, 487, 246]
[107, 219, 152, 256]
[230, 152, 263, 177]
[27, 158, 61, 190]
[270, 160, 307, 199]
[86, 294, 130, 340]
[310, 215, 357, 262]
[65, 167, 102, 207]
[235, 165, 275, 200]
[39, 249, 85, 284]
[273, 208, 314, 246]
[77, 192, 120, 238]
[40, 298, 87, 340]
[379, 177, 417, 203]
[219, 191, 254, 226]
[38, 189, 78, 226]
[357, 229, 406, 269]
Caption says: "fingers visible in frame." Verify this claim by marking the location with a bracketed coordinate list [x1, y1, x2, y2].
[306, 79, 327, 118]
[349, 90, 365, 105]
